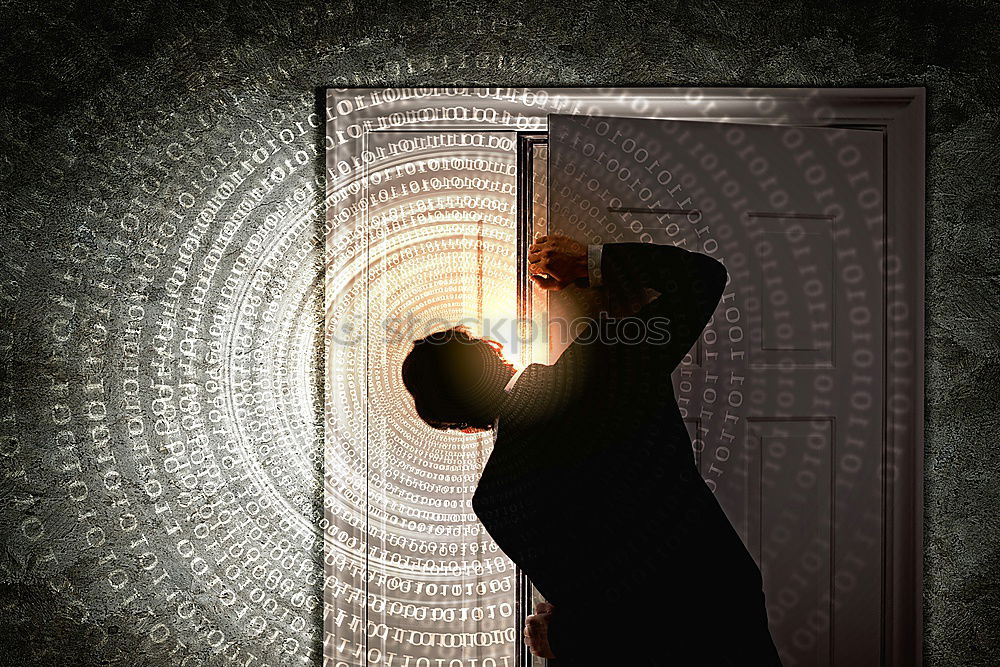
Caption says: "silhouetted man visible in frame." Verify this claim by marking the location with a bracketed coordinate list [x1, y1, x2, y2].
[401, 235, 783, 666]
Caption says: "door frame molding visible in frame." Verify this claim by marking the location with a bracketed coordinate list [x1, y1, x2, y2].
[326, 86, 925, 667]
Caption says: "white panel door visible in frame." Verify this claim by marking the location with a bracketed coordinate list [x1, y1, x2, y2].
[547, 114, 885, 667]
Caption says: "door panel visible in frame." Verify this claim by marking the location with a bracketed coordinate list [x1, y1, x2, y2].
[750, 213, 835, 368]
[547, 114, 885, 667]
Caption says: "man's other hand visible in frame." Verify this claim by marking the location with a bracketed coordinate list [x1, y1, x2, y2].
[524, 601, 557, 659]
[528, 234, 587, 291]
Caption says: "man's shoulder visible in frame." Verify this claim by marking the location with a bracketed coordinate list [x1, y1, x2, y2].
[499, 363, 556, 419]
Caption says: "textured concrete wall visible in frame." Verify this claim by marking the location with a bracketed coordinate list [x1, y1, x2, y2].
[1, 1, 997, 665]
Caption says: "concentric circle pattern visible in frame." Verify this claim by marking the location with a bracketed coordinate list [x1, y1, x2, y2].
[324, 123, 521, 665]
[1, 64, 928, 667]
[1, 6, 988, 666]
[5, 83, 333, 665]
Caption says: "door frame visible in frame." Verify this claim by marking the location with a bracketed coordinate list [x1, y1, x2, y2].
[326, 86, 925, 667]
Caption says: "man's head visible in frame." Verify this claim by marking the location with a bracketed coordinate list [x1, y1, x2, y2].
[401, 325, 516, 432]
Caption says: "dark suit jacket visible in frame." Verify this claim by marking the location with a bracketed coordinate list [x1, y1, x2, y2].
[472, 243, 783, 666]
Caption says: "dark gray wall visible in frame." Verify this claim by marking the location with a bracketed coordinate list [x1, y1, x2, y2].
[1, 1, 997, 665]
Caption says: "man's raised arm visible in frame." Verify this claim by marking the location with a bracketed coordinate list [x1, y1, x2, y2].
[529, 235, 728, 373]
[595, 241, 728, 372]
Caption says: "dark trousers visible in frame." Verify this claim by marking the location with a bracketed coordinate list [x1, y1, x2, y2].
[547, 588, 783, 667]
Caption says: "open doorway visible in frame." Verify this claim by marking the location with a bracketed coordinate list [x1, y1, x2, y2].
[323, 126, 526, 666]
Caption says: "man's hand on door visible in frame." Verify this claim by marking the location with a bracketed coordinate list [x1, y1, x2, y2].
[528, 234, 588, 291]
[525, 601, 557, 659]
